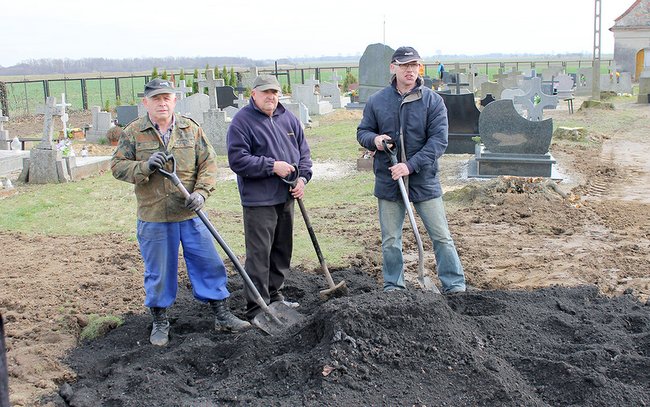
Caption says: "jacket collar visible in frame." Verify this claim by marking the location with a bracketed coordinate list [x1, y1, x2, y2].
[248, 97, 287, 118]
[391, 75, 423, 97]
[140, 113, 190, 132]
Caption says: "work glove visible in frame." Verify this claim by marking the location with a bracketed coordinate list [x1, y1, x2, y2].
[147, 152, 167, 172]
[185, 192, 205, 212]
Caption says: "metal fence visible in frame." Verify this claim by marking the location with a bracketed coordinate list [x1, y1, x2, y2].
[1, 59, 612, 117]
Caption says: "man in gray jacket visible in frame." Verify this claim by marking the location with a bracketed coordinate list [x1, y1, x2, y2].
[357, 46, 466, 294]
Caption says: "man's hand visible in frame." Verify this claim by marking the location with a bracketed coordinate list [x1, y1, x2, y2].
[389, 163, 410, 180]
[374, 134, 392, 151]
[185, 192, 205, 212]
[273, 160, 295, 178]
[291, 177, 306, 200]
[147, 152, 167, 172]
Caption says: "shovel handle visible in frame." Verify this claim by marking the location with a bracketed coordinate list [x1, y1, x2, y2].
[157, 155, 276, 320]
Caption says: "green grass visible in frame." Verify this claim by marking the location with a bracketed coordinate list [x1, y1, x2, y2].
[79, 314, 124, 341]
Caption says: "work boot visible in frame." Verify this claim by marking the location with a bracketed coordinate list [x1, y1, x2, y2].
[210, 300, 252, 332]
[149, 307, 170, 346]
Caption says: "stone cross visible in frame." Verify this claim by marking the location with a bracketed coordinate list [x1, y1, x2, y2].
[55, 93, 71, 139]
[331, 72, 342, 84]
[513, 77, 558, 121]
[39, 97, 61, 149]
[198, 70, 224, 111]
[175, 80, 191, 100]
[449, 73, 470, 95]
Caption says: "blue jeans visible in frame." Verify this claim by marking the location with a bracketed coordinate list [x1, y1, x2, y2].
[378, 197, 465, 293]
[137, 217, 230, 308]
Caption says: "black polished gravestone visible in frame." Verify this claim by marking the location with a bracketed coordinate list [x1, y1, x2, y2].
[438, 92, 480, 154]
[468, 99, 556, 178]
[216, 86, 238, 110]
[116, 105, 139, 126]
[480, 94, 495, 107]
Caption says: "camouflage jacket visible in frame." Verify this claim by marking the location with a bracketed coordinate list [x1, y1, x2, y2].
[111, 114, 218, 222]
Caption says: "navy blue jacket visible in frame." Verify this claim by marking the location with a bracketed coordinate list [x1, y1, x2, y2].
[357, 77, 448, 203]
[227, 100, 312, 207]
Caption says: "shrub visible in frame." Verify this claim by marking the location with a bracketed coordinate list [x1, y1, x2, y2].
[342, 72, 357, 92]
[151, 67, 159, 79]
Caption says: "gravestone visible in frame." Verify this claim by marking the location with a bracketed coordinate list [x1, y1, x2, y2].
[55, 93, 71, 140]
[574, 68, 593, 96]
[283, 101, 311, 128]
[26, 97, 70, 183]
[513, 77, 558, 121]
[175, 80, 191, 100]
[0, 110, 8, 150]
[446, 73, 471, 95]
[320, 82, 343, 108]
[481, 81, 504, 101]
[600, 71, 633, 94]
[554, 74, 575, 99]
[480, 94, 495, 107]
[86, 106, 113, 142]
[198, 71, 231, 154]
[638, 67, 650, 103]
[358, 43, 394, 104]
[292, 77, 333, 115]
[116, 105, 139, 126]
[216, 86, 237, 110]
[438, 92, 481, 154]
[176, 93, 210, 124]
[500, 88, 526, 115]
[223, 105, 239, 120]
[469, 99, 556, 178]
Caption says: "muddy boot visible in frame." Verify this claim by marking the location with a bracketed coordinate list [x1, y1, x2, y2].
[210, 300, 251, 332]
[149, 307, 170, 346]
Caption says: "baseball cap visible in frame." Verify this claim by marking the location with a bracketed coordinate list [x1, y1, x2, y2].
[144, 78, 175, 98]
[252, 75, 282, 92]
[391, 46, 423, 64]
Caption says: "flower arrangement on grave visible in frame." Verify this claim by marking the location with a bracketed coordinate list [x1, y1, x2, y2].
[56, 138, 75, 157]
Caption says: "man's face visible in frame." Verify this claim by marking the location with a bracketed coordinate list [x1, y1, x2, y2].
[143, 93, 176, 123]
[390, 62, 420, 89]
[252, 88, 279, 116]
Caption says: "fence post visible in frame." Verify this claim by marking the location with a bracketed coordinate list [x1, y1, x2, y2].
[81, 79, 88, 110]
[43, 80, 50, 102]
[115, 78, 121, 102]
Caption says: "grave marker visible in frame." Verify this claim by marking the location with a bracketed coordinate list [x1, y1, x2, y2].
[469, 99, 556, 178]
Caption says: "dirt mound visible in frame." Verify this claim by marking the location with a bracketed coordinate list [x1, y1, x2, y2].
[42, 268, 649, 407]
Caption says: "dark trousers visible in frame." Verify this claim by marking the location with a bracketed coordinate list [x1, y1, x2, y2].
[242, 200, 294, 318]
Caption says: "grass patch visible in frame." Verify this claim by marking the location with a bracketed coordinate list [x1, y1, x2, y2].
[79, 314, 124, 341]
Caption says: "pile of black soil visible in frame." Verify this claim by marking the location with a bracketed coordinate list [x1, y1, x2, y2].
[46, 268, 649, 406]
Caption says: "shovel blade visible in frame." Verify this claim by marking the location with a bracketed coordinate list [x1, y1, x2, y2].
[418, 276, 441, 294]
[251, 301, 304, 335]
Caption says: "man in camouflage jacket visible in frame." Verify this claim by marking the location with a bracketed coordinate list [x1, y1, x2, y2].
[111, 78, 250, 346]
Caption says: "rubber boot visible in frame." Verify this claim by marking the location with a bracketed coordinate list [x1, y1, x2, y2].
[149, 307, 170, 346]
[210, 300, 251, 332]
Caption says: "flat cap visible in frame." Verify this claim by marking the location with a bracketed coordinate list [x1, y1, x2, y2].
[252, 75, 281, 92]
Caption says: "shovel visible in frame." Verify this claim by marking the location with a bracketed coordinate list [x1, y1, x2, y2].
[382, 141, 441, 294]
[158, 155, 303, 335]
[281, 165, 348, 300]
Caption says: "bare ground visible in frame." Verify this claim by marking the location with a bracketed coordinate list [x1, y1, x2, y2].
[1, 100, 649, 406]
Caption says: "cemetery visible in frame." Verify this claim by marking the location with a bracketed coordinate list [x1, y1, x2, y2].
[1, 3, 650, 404]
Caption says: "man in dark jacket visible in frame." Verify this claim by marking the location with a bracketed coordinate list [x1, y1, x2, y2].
[227, 75, 313, 320]
[357, 46, 465, 293]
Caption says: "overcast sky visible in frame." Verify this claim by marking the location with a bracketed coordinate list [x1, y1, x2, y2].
[1, 0, 632, 67]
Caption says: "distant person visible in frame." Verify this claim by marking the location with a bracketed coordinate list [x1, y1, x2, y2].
[357, 46, 466, 293]
[436, 60, 445, 81]
[111, 78, 250, 346]
[226, 75, 313, 321]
